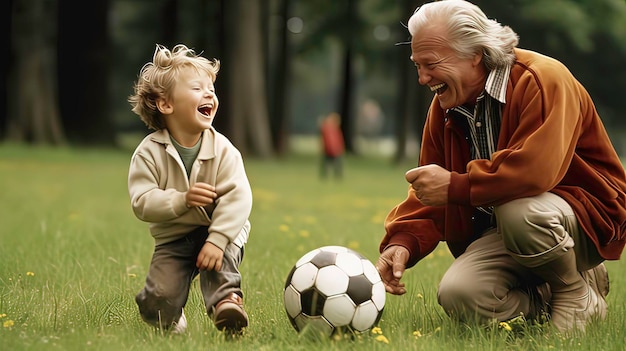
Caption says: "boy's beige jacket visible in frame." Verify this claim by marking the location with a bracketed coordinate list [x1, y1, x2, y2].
[128, 127, 252, 250]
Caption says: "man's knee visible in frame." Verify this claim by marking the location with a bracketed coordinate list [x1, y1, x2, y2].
[494, 198, 535, 250]
[437, 272, 484, 319]
[495, 196, 569, 256]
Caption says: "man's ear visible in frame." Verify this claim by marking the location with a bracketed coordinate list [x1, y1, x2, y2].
[156, 97, 173, 115]
[472, 51, 483, 67]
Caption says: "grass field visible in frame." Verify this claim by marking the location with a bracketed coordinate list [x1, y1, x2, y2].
[1, 144, 625, 350]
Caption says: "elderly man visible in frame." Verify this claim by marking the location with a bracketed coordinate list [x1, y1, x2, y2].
[376, 0, 626, 333]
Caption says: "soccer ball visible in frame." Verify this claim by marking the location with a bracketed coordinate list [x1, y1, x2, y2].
[283, 246, 386, 336]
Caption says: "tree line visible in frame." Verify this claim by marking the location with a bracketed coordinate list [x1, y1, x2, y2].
[2, 0, 626, 160]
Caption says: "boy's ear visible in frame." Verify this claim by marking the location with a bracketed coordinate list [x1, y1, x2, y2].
[156, 97, 173, 115]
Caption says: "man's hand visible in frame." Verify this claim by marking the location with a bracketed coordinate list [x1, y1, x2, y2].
[186, 182, 217, 207]
[375, 246, 410, 295]
[196, 242, 224, 271]
[405, 164, 451, 206]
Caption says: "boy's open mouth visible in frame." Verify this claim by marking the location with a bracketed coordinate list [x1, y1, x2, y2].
[198, 104, 212, 116]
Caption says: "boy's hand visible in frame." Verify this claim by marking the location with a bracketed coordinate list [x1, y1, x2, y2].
[196, 242, 224, 271]
[186, 182, 217, 207]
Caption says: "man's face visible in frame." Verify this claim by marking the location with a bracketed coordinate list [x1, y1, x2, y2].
[410, 23, 486, 110]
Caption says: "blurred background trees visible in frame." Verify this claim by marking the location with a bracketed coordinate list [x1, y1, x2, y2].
[2, 0, 626, 161]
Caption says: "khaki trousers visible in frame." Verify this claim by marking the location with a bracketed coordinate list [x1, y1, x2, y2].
[135, 226, 244, 328]
[437, 192, 602, 323]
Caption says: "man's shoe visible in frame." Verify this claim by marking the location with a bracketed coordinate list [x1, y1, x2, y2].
[213, 293, 249, 333]
[583, 263, 609, 299]
[579, 263, 609, 322]
[552, 263, 609, 333]
[530, 250, 607, 333]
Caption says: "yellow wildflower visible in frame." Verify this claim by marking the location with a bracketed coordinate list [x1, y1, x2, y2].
[279, 224, 290, 232]
[3, 320, 14, 328]
[413, 330, 422, 338]
[299, 230, 310, 238]
[370, 215, 383, 224]
[26, 272, 35, 276]
[347, 241, 360, 250]
[499, 322, 512, 331]
[371, 326, 382, 335]
[375, 335, 389, 344]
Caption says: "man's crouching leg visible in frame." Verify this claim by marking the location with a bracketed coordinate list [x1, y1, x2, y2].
[495, 193, 608, 333]
[437, 229, 549, 325]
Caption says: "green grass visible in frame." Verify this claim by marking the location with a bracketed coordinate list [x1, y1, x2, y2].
[0, 144, 625, 350]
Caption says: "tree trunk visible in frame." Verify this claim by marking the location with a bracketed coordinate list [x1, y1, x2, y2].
[394, 0, 425, 164]
[338, 45, 355, 154]
[225, 0, 273, 158]
[206, 0, 229, 135]
[393, 42, 411, 163]
[0, 0, 13, 140]
[57, 0, 113, 145]
[6, 0, 66, 145]
[337, 0, 356, 154]
[268, 0, 291, 156]
[160, 0, 179, 48]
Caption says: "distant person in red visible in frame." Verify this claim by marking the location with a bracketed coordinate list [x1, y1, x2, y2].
[319, 112, 345, 180]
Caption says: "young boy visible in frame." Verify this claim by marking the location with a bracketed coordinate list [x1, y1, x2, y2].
[319, 112, 345, 180]
[127, 44, 252, 335]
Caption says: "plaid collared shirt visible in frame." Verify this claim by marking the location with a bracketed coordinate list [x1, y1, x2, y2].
[448, 64, 510, 160]
[447, 64, 511, 217]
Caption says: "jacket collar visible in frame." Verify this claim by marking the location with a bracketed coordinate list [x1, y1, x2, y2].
[485, 63, 511, 104]
[149, 128, 217, 160]
[445, 61, 512, 115]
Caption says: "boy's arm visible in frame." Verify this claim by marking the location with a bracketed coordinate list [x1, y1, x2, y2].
[205, 146, 253, 251]
[128, 151, 189, 222]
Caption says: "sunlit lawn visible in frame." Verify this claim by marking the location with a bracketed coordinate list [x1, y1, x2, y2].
[0, 143, 625, 350]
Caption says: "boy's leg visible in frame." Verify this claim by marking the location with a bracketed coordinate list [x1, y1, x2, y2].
[438, 229, 549, 324]
[199, 242, 248, 332]
[335, 156, 343, 179]
[135, 229, 203, 330]
[320, 156, 328, 179]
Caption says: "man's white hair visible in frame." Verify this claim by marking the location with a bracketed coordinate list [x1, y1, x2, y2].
[408, 0, 519, 70]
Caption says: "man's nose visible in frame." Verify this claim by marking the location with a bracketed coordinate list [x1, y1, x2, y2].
[417, 69, 431, 86]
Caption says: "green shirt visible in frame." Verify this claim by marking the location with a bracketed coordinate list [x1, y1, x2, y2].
[170, 134, 202, 178]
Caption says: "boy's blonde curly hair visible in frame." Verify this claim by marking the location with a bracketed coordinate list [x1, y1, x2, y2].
[128, 44, 220, 130]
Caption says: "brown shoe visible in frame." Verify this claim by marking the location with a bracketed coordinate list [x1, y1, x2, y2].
[583, 263, 609, 299]
[213, 292, 249, 333]
[580, 263, 609, 322]
[531, 250, 606, 332]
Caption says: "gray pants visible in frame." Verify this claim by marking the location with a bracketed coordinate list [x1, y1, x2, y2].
[437, 192, 603, 323]
[136, 226, 244, 328]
